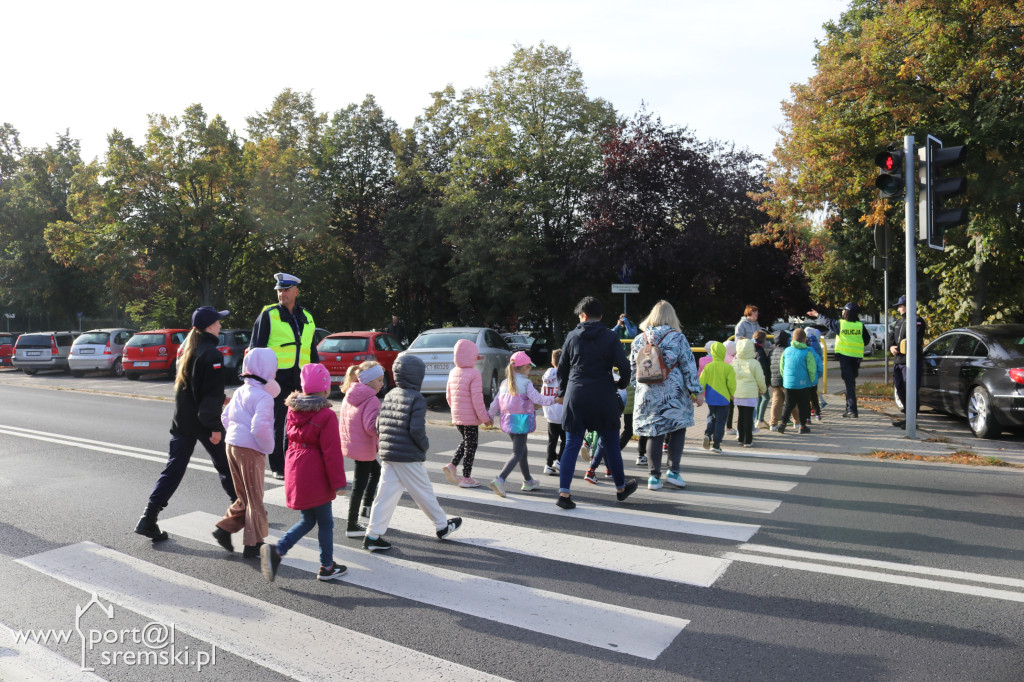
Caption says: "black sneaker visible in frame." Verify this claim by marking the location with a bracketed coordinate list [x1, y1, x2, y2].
[616, 479, 639, 502]
[242, 542, 264, 559]
[345, 523, 367, 538]
[556, 495, 576, 510]
[436, 517, 463, 540]
[317, 562, 347, 581]
[892, 419, 906, 428]
[212, 527, 234, 553]
[799, 426, 811, 434]
[260, 544, 281, 582]
[363, 535, 392, 552]
[842, 411, 858, 419]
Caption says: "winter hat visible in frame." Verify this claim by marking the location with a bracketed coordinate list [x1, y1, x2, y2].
[724, 340, 736, 356]
[300, 363, 331, 394]
[510, 351, 534, 368]
[358, 364, 385, 384]
[704, 341, 715, 353]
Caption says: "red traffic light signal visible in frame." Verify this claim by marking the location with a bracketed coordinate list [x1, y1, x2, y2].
[874, 147, 905, 198]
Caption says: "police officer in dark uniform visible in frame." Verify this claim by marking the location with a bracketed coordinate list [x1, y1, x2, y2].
[249, 273, 319, 479]
[888, 295, 926, 429]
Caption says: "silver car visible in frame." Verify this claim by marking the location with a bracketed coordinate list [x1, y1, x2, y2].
[12, 331, 76, 375]
[403, 327, 512, 402]
[69, 328, 137, 377]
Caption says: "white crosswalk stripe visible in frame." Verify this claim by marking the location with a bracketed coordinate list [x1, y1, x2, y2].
[0, 622, 106, 682]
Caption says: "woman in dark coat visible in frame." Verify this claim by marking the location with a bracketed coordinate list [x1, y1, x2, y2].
[555, 297, 638, 509]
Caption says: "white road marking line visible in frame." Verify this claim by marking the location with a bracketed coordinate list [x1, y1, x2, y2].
[16, 541, 507, 681]
[722, 552, 1024, 603]
[263, 487, 730, 588]
[429, 486, 761, 541]
[160, 512, 688, 660]
[0, 622, 106, 682]
[737, 543, 1024, 589]
[475, 438, 820, 461]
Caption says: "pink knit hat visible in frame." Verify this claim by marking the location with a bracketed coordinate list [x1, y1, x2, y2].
[300, 363, 331, 394]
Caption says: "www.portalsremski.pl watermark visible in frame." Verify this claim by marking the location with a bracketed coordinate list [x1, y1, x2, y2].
[10, 592, 217, 672]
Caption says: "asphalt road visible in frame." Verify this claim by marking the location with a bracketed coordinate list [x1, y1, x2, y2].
[1, 374, 1023, 681]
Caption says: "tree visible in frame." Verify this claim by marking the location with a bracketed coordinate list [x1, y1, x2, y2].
[760, 0, 1024, 331]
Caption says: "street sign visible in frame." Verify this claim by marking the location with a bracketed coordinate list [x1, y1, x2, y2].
[3, 314, 13, 319]
[611, 283, 639, 294]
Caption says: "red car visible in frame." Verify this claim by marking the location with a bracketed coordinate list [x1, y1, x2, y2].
[0, 333, 19, 367]
[318, 331, 405, 391]
[122, 329, 190, 380]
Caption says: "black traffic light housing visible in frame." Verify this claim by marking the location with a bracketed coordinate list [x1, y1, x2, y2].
[874, 146, 905, 198]
[919, 135, 967, 251]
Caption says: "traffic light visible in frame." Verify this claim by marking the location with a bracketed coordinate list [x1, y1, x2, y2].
[874, 146, 905, 198]
[918, 135, 967, 251]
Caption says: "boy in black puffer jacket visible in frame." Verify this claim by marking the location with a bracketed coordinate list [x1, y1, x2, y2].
[768, 330, 790, 430]
[362, 354, 462, 551]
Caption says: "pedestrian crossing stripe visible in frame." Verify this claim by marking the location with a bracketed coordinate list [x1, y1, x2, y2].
[158, 512, 689, 659]
[262, 487, 732, 587]
[0, 621, 106, 682]
[17, 541, 509, 681]
[512, 432, 820, 462]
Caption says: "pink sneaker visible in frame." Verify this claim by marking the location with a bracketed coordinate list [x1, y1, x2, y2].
[442, 463, 458, 485]
[458, 477, 480, 488]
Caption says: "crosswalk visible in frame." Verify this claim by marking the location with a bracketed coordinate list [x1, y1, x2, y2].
[4, 424, 823, 679]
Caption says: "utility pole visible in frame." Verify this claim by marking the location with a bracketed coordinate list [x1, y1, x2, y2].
[903, 135, 918, 439]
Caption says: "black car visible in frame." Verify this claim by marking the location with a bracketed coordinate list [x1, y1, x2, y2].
[217, 329, 251, 383]
[919, 324, 1024, 438]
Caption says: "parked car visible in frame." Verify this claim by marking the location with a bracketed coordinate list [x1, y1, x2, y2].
[0, 332, 20, 367]
[313, 327, 332, 347]
[501, 333, 534, 353]
[11, 332, 75, 375]
[823, 331, 874, 357]
[318, 331, 405, 392]
[918, 324, 1024, 438]
[217, 329, 251, 384]
[69, 328, 137, 377]
[864, 323, 887, 352]
[402, 327, 512, 402]
[122, 329, 189, 380]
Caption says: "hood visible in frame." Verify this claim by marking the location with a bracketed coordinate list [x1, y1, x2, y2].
[394, 354, 425, 391]
[241, 347, 281, 397]
[453, 339, 479, 369]
[710, 341, 726, 362]
[344, 381, 378, 407]
[735, 338, 755, 360]
[578, 321, 607, 339]
[791, 341, 808, 350]
[776, 330, 790, 348]
[285, 391, 332, 413]
[724, 340, 736, 358]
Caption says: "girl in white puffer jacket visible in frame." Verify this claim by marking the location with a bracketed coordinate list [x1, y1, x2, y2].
[213, 348, 280, 559]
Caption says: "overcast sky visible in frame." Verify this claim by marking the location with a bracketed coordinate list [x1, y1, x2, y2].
[5, 0, 848, 163]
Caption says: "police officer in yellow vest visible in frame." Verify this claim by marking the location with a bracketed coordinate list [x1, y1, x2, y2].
[249, 273, 320, 478]
[807, 303, 872, 418]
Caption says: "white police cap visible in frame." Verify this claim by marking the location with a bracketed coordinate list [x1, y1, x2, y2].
[274, 273, 301, 290]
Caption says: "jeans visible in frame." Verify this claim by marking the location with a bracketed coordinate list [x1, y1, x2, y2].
[705, 404, 729, 447]
[277, 501, 334, 568]
[559, 429, 624, 493]
[148, 431, 236, 508]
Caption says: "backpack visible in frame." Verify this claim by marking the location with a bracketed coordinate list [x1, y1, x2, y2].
[635, 330, 674, 384]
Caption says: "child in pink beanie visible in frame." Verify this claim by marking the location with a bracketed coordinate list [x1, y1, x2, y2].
[261, 363, 348, 583]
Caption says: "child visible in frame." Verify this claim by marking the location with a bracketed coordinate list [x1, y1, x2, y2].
[732, 339, 767, 447]
[803, 327, 826, 423]
[261, 363, 348, 582]
[723, 339, 738, 436]
[778, 328, 818, 435]
[213, 348, 279, 558]
[541, 349, 565, 475]
[699, 341, 736, 453]
[486, 351, 556, 497]
[753, 330, 772, 429]
[338, 361, 385, 538]
[443, 339, 493, 487]
[363, 354, 462, 551]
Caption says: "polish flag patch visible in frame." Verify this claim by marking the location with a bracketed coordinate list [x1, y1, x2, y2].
[212, 363, 222, 369]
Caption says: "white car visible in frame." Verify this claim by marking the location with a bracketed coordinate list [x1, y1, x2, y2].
[864, 323, 887, 352]
[823, 331, 874, 357]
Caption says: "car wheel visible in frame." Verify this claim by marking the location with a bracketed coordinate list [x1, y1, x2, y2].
[23, 369, 38, 376]
[967, 386, 1000, 438]
[125, 372, 140, 381]
[71, 370, 85, 378]
[111, 357, 124, 378]
[168, 360, 178, 379]
[486, 372, 499, 403]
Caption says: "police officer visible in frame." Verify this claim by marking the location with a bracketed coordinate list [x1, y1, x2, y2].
[888, 295, 926, 429]
[807, 303, 872, 418]
[249, 273, 319, 479]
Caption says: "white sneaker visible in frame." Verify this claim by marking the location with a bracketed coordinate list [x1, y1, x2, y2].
[543, 465, 558, 476]
[488, 478, 506, 498]
[726, 428, 738, 436]
[635, 455, 648, 466]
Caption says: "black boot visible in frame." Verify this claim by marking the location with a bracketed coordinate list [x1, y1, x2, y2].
[134, 503, 168, 541]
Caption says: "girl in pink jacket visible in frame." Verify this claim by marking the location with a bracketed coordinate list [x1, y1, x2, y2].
[338, 361, 385, 538]
[261, 364, 348, 583]
[443, 339, 492, 488]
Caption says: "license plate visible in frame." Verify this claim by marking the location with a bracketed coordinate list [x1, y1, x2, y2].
[27, 351, 42, 356]
[330, 375, 344, 382]
[80, 348, 95, 354]
[134, 361, 150, 367]
[426, 363, 450, 372]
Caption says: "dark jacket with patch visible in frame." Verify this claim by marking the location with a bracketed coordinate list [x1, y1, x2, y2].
[171, 331, 226, 438]
[377, 354, 429, 462]
[557, 321, 631, 433]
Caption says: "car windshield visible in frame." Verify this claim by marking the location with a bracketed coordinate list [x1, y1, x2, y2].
[76, 332, 110, 345]
[320, 337, 369, 353]
[409, 332, 477, 350]
[127, 333, 166, 347]
[15, 334, 51, 348]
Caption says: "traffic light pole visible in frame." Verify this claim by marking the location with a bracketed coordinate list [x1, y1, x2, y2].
[904, 135, 918, 439]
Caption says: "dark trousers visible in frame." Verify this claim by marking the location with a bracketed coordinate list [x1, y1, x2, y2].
[348, 459, 381, 524]
[838, 354, 861, 414]
[270, 372, 298, 475]
[647, 429, 684, 478]
[546, 423, 565, 466]
[637, 436, 648, 458]
[808, 386, 821, 419]
[705, 404, 729, 447]
[148, 431, 236, 508]
[619, 413, 633, 450]
[894, 361, 922, 413]
[559, 429, 624, 493]
[737, 406, 754, 445]
[451, 425, 479, 477]
[781, 387, 812, 427]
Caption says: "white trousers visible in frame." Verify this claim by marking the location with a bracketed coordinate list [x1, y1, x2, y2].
[366, 460, 447, 537]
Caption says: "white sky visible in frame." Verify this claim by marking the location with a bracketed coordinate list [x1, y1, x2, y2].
[5, 0, 848, 163]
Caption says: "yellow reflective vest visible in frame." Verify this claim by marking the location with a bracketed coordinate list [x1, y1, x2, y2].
[263, 304, 315, 370]
[835, 319, 865, 358]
